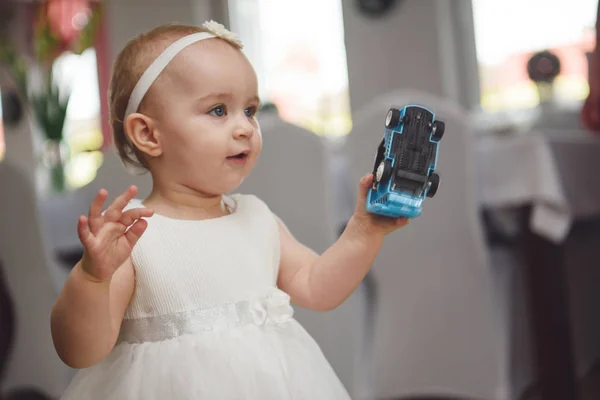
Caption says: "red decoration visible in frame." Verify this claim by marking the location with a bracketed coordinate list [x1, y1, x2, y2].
[47, 0, 91, 45]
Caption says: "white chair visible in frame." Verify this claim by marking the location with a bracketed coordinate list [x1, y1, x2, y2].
[343, 90, 506, 400]
[0, 161, 72, 397]
[237, 109, 365, 396]
[238, 110, 337, 252]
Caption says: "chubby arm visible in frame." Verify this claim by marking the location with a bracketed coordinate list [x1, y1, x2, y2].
[51, 259, 134, 368]
[50, 186, 152, 368]
[276, 174, 408, 311]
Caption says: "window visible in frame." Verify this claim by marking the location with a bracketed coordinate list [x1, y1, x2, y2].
[472, 0, 597, 112]
[51, 47, 104, 189]
[228, 0, 352, 136]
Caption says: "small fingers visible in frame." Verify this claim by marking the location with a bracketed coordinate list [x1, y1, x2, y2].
[88, 189, 108, 234]
[105, 186, 139, 221]
[119, 208, 154, 227]
[355, 173, 374, 212]
[360, 173, 373, 187]
[77, 215, 93, 247]
[396, 217, 409, 227]
[359, 174, 374, 194]
[125, 219, 149, 247]
[89, 189, 108, 218]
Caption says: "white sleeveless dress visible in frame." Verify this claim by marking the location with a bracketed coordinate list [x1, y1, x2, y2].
[60, 194, 351, 399]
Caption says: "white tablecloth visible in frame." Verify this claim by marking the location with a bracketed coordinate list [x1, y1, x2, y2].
[475, 130, 600, 243]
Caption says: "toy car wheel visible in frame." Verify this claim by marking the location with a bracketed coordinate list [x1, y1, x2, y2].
[431, 120, 445, 142]
[375, 159, 392, 186]
[385, 108, 401, 129]
[426, 173, 440, 198]
[372, 139, 386, 189]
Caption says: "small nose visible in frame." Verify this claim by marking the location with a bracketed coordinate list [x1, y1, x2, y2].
[233, 114, 255, 139]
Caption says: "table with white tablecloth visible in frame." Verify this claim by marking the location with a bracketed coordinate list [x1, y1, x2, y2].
[476, 130, 600, 242]
[475, 129, 600, 400]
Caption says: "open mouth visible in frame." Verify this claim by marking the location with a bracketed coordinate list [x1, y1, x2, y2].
[227, 151, 249, 161]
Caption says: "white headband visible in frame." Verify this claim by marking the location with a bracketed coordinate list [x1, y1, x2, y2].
[124, 21, 243, 119]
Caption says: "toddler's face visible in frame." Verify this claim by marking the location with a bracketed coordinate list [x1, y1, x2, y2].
[148, 39, 262, 195]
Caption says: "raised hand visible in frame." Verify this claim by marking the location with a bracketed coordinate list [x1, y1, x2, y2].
[77, 185, 154, 283]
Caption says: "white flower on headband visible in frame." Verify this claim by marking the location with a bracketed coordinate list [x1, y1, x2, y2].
[202, 20, 243, 48]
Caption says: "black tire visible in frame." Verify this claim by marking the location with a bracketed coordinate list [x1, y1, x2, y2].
[375, 159, 393, 188]
[426, 173, 440, 198]
[385, 108, 401, 129]
[382, 159, 392, 182]
[371, 139, 386, 189]
[431, 120, 445, 142]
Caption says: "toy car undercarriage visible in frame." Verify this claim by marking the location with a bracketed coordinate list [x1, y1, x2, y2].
[367, 105, 445, 218]
[373, 106, 443, 197]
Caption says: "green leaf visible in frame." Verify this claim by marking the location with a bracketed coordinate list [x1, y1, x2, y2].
[30, 69, 71, 141]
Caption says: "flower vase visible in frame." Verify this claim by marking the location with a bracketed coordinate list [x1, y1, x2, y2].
[41, 138, 68, 193]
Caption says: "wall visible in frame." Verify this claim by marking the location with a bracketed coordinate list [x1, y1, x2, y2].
[342, 0, 443, 111]
[105, 0, 212, 65]
[341, 0, 479, 112]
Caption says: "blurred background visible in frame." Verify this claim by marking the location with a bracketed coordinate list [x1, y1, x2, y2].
[1, 1, 600, 399]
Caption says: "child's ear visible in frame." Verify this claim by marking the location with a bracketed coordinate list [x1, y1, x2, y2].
[124, 113, 163, 158]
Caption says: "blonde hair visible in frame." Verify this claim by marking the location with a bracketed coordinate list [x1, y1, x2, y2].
[108, 23, 242, 170]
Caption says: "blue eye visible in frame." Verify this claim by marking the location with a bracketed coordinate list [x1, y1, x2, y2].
[245, 107, 257, 117]
[210, 106, 226, 117]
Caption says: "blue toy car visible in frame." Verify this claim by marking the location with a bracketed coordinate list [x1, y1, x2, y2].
[366, 105, 444, 219]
